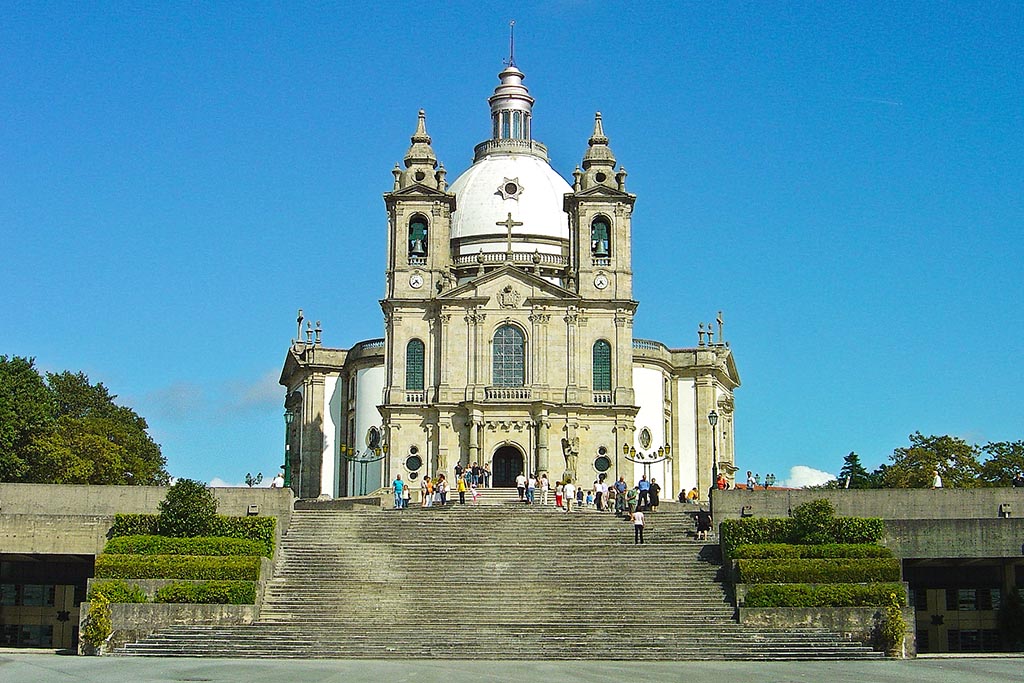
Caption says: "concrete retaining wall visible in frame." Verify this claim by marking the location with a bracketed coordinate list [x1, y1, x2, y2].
[0, 484, 294, 556]
[78, 601, 257, 654]
[739, 606, 917, 656]
[711, 488, 1024, 522]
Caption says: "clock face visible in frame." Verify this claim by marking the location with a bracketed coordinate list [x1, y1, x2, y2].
[594, 274, 609, 290]
[409, 274, 424, 289]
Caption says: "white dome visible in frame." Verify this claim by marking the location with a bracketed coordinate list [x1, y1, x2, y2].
[449, 153, 572, 251]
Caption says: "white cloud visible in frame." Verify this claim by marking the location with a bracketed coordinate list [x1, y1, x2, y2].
[145, 381, 206, 420]
[783, 465, 836, 489]
[224, 369, 282, 412]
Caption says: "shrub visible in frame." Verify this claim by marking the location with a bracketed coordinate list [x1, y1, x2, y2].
[87, 580, 147, 603]
[107, 514, 275, 556]
[94, 554, 262, 581]
[209, 516, 276, 556]
[792, 499, 836, 544]
[721, 518, 796, 558]
[103, 535, 268, 557]
[154, 580, 256, 605]
[879, 591, 907, 655]
[110, 513, 160, 537]
[737, 558, 901, 584]
[721, 516, 885, 558]
[830, 517, 885, 544]
[80, 594, 112, 652]
[742, 582, 906, 608]
[732, 544, 893, 559]
[158, 479, 219, 537]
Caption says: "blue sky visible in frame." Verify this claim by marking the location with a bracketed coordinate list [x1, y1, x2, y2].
[2, 2, 1021, 488]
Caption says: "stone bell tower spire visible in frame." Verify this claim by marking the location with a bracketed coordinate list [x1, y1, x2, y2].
[396, 110, 443, 191]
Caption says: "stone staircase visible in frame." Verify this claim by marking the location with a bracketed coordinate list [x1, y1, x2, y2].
[114, 503, 882, 659]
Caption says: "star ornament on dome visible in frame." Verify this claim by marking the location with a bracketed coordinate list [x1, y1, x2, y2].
[497, 177, 523, 201]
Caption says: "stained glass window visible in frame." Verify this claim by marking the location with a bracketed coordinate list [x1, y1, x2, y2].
[493, 325, 525, 387]
[593, 340, 612, 391]
[406, 339, 425, 390]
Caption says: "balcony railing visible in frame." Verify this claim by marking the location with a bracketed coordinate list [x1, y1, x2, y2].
[593, 392, 613, 404]
[405, 391, 426, 403]
[454, 252, 568, 267]
[485, 387, 532, 401]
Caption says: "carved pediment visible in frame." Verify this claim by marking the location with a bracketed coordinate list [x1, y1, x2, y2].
[438, 265, 579, 306]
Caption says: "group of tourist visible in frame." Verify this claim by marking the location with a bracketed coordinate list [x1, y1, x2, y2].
[391, 468, 712, 543]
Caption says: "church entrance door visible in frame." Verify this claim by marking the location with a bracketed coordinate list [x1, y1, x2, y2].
[492, 446, 525, 488]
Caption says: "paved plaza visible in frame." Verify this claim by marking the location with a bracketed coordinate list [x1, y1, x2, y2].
[1, 653, 1022, 683]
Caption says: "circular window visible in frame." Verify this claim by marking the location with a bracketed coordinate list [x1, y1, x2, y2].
[594, 455, 611, 472]
[406, 455, 423, 471]
[410, 445, 419, 455]
[595, 172, 607, 183]
[504, 181, 519, 195]
[408, 471, 419, 480]
[414, 170, 426, 182]
[639, 427, 652, 450]
[366, 427, 381, 449]
[597, 445, 607, 456]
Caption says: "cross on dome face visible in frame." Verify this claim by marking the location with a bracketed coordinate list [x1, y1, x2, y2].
[497, 212, 524, 254]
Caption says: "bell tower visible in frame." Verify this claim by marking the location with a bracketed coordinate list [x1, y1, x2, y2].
[564, 113, 635, 300]
[384, 110, 456, 300]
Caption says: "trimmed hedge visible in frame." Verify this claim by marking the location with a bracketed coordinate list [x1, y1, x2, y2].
[87, 580, 147, 603]
[743, 582, 907, 608]
[94, 554, 262, 581]
[103, 535, 268, 558]
[111, 514, 159, 537]
[154, 580, 256, 605]
[732, 543, 893, 559]
[110, 514, 276, 556]
[721, 517, 884, 558]
[737, 558, 902, 584]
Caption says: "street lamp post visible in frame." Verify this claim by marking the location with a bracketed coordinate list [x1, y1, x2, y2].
[283, 410, 295, 489]
[708, 409, 719, 486]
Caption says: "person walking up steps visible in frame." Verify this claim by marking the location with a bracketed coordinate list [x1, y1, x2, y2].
[540, 473, 550, 505]
[516, 472, 527, 502]
[563, 480, 576, 513]
[632, 508, 646, 544]
[457, 475, 467, 504]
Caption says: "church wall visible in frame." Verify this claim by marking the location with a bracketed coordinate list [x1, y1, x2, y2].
[675, 377, 698, 496]
[632, 366, 670, 492]
[322, 375, 341, 497]
[353, 365, 386, 494]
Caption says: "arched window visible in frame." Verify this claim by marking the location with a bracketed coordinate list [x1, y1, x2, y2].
[408, 215, 428, 257]
[512, 111, 522, 139]
[591, 216, 611, 257]
[501, 111, 511, 139]
[593, 340, 612, 391]
[492, 325, 525, 387]
[406, 339, 425, 390]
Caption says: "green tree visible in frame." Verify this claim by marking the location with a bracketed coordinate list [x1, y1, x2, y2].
[0, 358, 168, 484]
[978, 441, 1024, 487]
[158, 479, 218, 537]
[838, 451, 874, 488]
[0, 356, 54, 480]
[881, 432, 981, 488]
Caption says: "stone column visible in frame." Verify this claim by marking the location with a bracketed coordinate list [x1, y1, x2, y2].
[537, 415, 550, 475]
[564, 307, 579, 402]
[695, 373, 716, 497]
[468, 418, 480, 463]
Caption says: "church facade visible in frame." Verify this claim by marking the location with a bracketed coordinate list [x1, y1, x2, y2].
[279, 62, 740, 500]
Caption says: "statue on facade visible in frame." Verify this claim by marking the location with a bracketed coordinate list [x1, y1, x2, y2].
[561, 436, 579, 482]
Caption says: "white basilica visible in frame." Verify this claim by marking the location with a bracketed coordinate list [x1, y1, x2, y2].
[279, 60, 740, 500]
